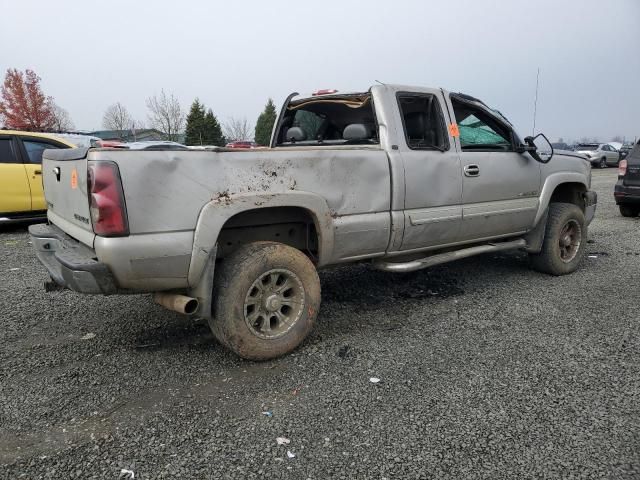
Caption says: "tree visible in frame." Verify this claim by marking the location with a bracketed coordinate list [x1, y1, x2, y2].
[0, 68, 55, 131]
[103, 102, 133, 131]
[223, 117, 253, 142]
[51, 104, 74, 131]
[203, 109, 225, 146]
[254, 98, 277, 146]
[146, 90, 184, 141]
[611, 135, 623, 143]
[184, 99, 206, 145]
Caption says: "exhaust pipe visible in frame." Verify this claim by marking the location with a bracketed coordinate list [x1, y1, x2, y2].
[154, 293, 199, 315]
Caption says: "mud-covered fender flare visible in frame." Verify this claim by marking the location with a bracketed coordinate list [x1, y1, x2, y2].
[534, 172, 589, 226]
[187, 191, 334, 287]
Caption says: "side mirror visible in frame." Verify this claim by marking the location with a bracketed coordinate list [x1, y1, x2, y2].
[520, 133, 554, 163]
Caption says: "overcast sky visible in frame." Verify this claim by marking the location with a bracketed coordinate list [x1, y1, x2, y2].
[1, 0, 638, 142]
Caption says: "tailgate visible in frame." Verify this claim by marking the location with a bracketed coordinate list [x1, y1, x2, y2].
[624, 143, 640, 187]
[42, 148, 95, 246]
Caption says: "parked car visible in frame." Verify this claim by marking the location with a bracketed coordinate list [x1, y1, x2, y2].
[52, 133, 101, 148]
[125, 141, 188, 150]
[551, 142, 573, 151]
[619, 143, 636, 161]
[0, 130, 75, 224]
[226, 140, 259, 149]
[30, 84, 597, 360]
[94, 139, 128, 149]
[614, 140, 640, 217]
[575, 143, 620, 168]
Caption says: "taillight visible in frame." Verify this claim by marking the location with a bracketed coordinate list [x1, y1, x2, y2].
[87, 161, 129, 236]
[619, 159, 627, 177]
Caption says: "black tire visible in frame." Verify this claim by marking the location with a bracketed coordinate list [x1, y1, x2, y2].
[599, 157, 607, 168]
[619, 205, 640, 217]
[529, 202, 587, 276]
[210, 241, 320, 360]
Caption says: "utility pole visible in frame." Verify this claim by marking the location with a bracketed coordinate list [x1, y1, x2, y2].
[532, 67, 540, 136]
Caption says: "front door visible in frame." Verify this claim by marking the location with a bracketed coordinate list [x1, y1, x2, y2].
[395, 89, 463, 251]
[0, 136, 31, 215]
[449, 95, 541, 241]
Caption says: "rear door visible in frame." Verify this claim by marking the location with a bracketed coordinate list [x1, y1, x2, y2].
[0, 135, 31, 216]
[17, 136, 69, 211]
[449, 94, 541, 240]
[395, 88, 463, 251]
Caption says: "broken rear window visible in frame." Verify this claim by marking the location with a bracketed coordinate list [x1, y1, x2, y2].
[275, 93, 378, 146]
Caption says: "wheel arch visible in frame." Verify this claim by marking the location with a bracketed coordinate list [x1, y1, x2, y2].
[535, 173, 589, 226]
[187, 192, 334, 287]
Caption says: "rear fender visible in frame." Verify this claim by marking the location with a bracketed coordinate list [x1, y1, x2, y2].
[188, 191, 334, 287]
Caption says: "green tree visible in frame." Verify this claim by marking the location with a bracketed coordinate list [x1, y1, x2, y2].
[255, 98, 277, 146]
[184, 98, 206, 146]
[203, 109, 225, 146]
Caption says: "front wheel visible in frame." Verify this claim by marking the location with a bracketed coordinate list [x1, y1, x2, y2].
[599, 157, 607, 168]
[529, 203, 587, 276]
[210, 241, 321, 360]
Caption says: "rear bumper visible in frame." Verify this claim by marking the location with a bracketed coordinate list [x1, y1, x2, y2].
[29, 223, 118, 294]
[614, 181, 640, 205]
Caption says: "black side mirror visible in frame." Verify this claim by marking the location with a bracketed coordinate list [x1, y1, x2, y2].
[519, 133, 554, 163]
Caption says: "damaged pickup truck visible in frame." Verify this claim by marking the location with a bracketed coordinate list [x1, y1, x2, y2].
[30, 85, 597, 359]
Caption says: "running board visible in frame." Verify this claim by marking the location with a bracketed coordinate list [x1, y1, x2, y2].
[373, 239, 527, 273]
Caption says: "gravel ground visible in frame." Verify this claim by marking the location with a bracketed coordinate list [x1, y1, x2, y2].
[1, 169, 638, 479]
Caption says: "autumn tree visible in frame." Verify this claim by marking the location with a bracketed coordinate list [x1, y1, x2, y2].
[254, 98, 277, 145]
[103, 102, 134, 131]
[223, 117, 253, 142]
[146, 90, 184, 141]
[0, 68, 56, 131]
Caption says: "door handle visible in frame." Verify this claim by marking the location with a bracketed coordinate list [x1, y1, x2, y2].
[34, 170, 42, 175]
[463, 164, 480, 177]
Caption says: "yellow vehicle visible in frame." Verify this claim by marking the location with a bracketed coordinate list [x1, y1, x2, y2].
[0, 130, 75, 223]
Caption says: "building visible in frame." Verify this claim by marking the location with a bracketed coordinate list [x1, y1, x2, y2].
[88, 129, 185, 144]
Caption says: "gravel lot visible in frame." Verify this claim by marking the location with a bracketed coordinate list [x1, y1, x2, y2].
[1, 169, 638, 479]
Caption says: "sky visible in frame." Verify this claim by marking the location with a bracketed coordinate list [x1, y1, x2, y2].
[1, 0, 638, 143]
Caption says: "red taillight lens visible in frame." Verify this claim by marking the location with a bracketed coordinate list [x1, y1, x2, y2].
[619, 159, 627, 177]
[87, 161, 129, 236]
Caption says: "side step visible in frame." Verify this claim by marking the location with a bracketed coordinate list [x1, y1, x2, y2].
[373, 239, 527, 273]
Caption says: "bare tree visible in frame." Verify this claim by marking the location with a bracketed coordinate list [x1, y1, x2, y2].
[146, 90, 184, 141]
[611, 135, 623, 143]
[102, 102, 134, 131]
[51, 104, 74, 131]
[222, 117, 253, 142]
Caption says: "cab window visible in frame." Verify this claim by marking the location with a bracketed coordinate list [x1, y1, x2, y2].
[276, 93, 378, 146]
[0, 138, 19, 163]
[22, 140, 62, 164]
[451, 96, 513, 151]
[397, 93, 448, 151]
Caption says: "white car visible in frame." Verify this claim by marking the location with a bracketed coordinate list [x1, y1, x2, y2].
[575, 143, 620, 168]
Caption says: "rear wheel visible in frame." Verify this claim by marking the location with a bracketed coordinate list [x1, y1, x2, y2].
[619, 205, 640, 217]
[599, 157, 607, 168]
[529, 202, 587, 276]
[210, 241, 320, 360]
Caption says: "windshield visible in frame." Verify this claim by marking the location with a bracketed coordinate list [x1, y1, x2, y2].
[576, 144, 599, 151]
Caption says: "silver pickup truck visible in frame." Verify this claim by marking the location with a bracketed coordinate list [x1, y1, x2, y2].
[30, 85, 597, 359]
